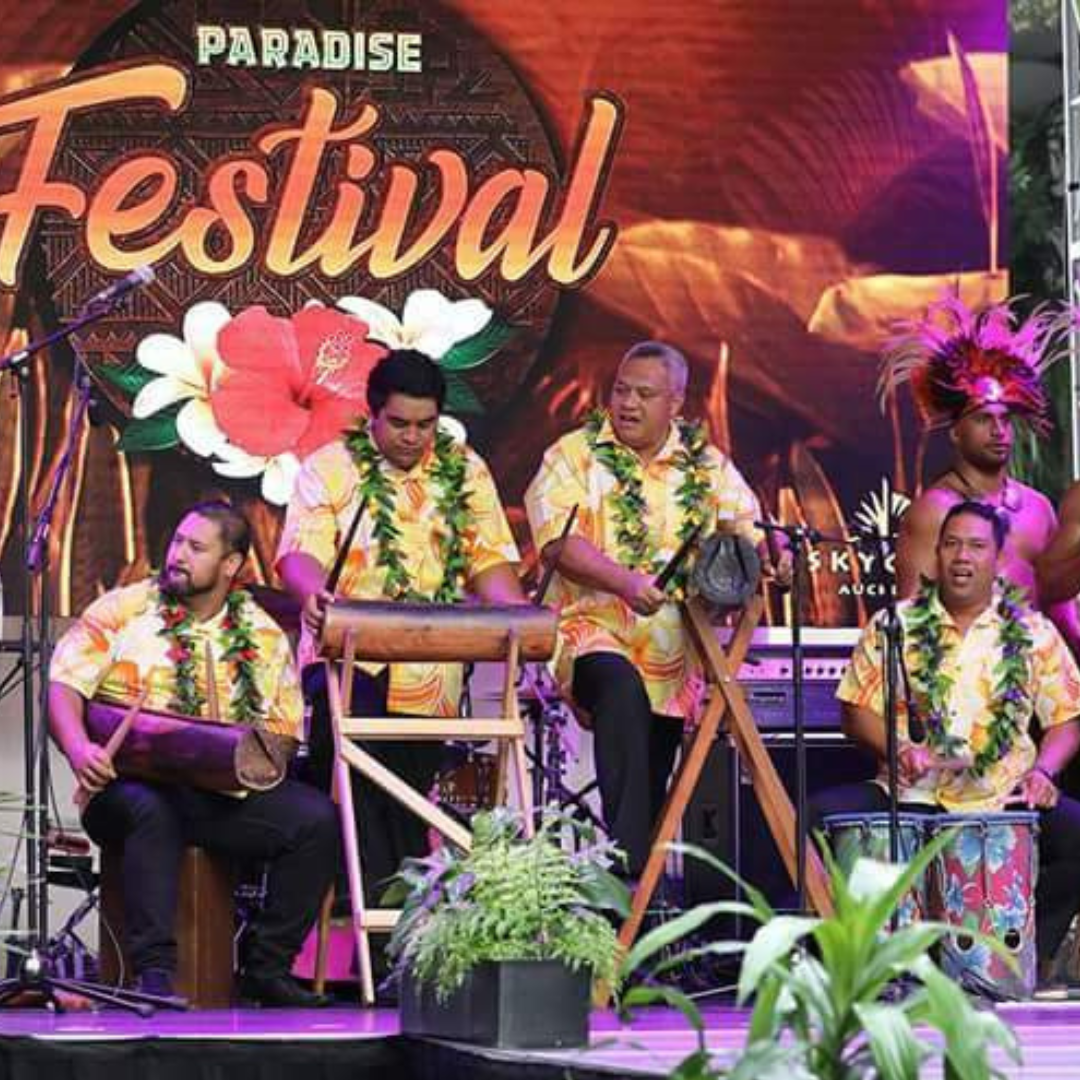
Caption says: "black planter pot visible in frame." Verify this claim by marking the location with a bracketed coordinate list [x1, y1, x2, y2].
[399, 959, 591, 1048]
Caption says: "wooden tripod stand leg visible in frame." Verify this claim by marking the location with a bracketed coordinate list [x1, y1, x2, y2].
[612, 598, 764, 963]
[313, 886, 334, 995]
[500, 631, 535, 835]
[682, 598, 833, 917]
[328, 644, 377, 1005]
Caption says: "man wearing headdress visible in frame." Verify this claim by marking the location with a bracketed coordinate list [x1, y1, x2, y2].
[886, 293, 1079, 652]
[49, 501, 338, 1007]
[277, 349, 526, 902]
[524, 341, 789, 880]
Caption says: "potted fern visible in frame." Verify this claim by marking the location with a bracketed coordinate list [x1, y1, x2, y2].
[619, 832, 1020, 1080]
[386, 808, 629, 1048]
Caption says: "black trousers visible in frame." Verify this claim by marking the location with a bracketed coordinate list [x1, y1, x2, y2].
[303, 664, 446, 905]
[572, 652, 683, 877]
[82, 777, 338, 979]
[810, 781, 1080, 963]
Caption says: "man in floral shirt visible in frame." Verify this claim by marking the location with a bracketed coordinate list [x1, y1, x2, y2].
[525, 341, 780, 879]
[277, 350, 526, 905]
[50, 501, 338, 1007]
[818, 500, 1080, 971]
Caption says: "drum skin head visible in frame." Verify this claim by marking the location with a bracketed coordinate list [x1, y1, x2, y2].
[690, 533, 761, 609]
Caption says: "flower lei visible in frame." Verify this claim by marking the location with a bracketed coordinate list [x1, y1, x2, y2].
[157, 586, 265, 725]
[585, 410, 712, 596]
[905, 577, 1033, 776]
[345, 418, 472, 603]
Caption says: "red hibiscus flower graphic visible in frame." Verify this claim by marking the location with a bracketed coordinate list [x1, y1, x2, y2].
[210, 305, 386, 461]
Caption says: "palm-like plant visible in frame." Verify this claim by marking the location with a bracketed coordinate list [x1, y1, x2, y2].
[619, 832, 1020, 1080]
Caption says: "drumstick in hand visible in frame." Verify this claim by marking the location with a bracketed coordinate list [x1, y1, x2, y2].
[325, 495, 369, 596]
[654, 522, 704, 592]
[534, 504, 578, 605]
[73, 688, 150, 811]
[205, 638, 221, 722]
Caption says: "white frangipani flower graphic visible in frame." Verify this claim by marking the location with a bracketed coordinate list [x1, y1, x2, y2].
[438, 415, 468, 444]
[212, 444, 302, 507]
[336, 288, 491, 359]
[132, 301, 231, 457]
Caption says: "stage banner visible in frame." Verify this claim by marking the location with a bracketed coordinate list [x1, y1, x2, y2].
[0, 0, 1006, 624]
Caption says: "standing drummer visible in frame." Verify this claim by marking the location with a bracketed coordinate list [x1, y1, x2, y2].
[524, 341, 789, 881]
[48, 500, 338, 1007]
[814, 500, 1080, 977]
[277, 350, 526, 907]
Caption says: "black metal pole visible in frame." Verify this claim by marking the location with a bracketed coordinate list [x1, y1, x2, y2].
[790, 531, 808, 911]
[881, 478, 902, 865]
[14, 357, 39, 956]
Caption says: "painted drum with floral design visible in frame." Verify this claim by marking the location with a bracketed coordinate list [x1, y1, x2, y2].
[820, 812, 929, 927]
[928, 812, 1039, 1000]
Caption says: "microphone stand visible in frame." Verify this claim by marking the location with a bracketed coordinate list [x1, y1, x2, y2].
[754, 519, 848, 912]
[0, 299, 174, 1013]
[847, 489, 904, 869]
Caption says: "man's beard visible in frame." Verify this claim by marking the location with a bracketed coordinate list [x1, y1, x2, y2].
[160, 567, 207, 600]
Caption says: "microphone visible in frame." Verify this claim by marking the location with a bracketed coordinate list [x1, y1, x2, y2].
[81, 265, 155, 310]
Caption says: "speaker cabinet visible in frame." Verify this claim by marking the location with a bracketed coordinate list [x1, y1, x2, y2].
[683, 733, 874, 925]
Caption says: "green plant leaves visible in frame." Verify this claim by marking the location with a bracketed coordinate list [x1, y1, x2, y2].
[737, 915, 820, 1005]
[388, 809, 625, 999]
[725, 1040, 815, 1080]
[620, 984, 705, 1047]
[617, 838, 1021, 1080]
[116, 405, 181, 452]
[619, 900, 760, 980]
[853, 1002, 926, 1080]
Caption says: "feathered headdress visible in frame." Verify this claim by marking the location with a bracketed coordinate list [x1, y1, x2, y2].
[878, 291, 1074, 435]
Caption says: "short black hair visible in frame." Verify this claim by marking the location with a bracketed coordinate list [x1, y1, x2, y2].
[366, 349, 446, 415]
[179, 500, 252, 560]
[937, 499, 1009, 551]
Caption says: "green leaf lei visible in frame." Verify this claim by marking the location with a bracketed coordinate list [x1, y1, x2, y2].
[156, 586, 265, 725]
[905, 577, 1033, 776]
[345, 419, 472, 603]
[585, 410, 712, 596]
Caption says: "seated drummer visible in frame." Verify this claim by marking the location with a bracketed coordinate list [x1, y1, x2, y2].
[814, 500, 1080, 974]
[524, 341, 790, 882]
[276, 349, 527, 903]
[48, 500, 339, 1008]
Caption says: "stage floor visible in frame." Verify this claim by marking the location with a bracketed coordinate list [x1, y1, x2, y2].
[0, 1001, 1077, 1078]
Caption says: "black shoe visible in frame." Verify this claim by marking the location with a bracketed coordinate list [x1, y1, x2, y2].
[133, 968, 189, 1009]
[239, 972, 332, 1008]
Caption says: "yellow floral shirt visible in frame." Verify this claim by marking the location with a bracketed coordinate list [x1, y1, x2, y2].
[524, 418, 761, 719]
[837, 589, 1080, 811]
[50, 579, 302, 739]
[276, 438, 520, 717]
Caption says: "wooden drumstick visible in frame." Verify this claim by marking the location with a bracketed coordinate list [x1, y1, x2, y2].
[325, 495, 368, 597]
[204, 638, 221, 722]
[73, 687, 150, 811]
[534, 504, 578, 606]
[654, 521, 704, 592]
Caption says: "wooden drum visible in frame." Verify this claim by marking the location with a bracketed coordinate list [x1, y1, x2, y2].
[320, 600, 557, 663]
[86, 700, 296, 793]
